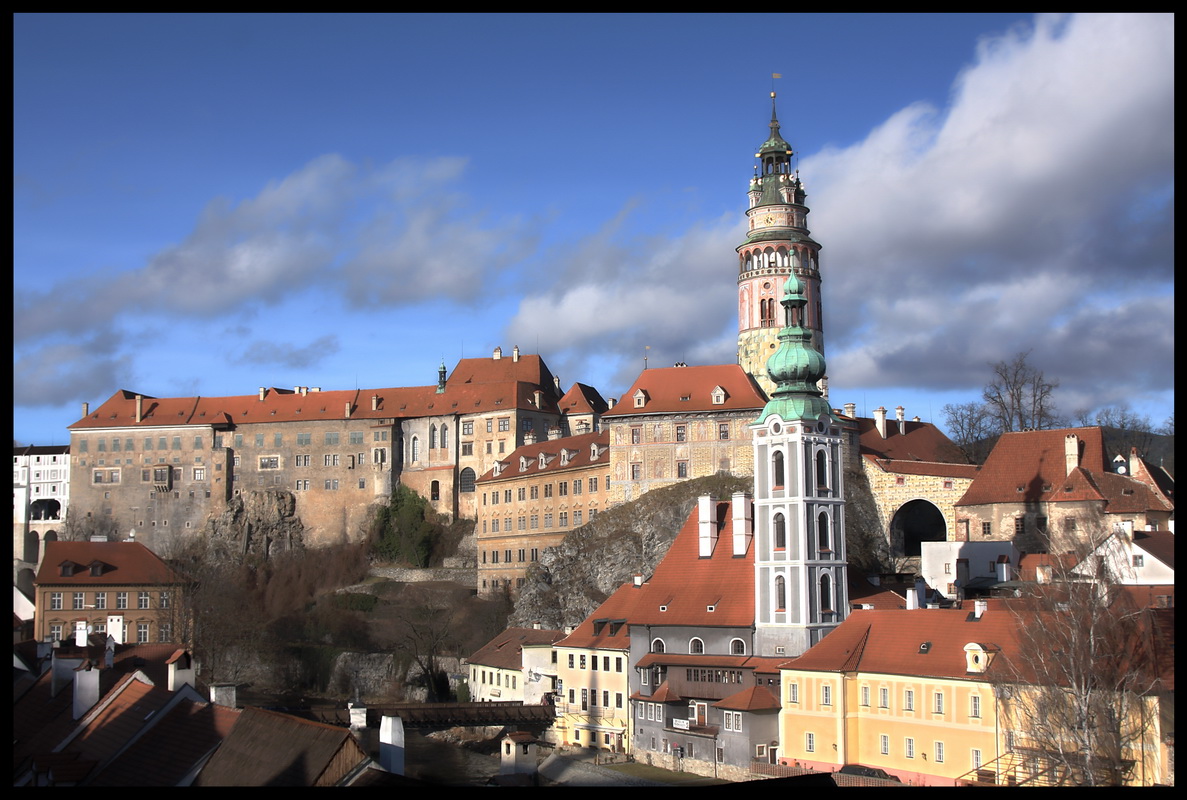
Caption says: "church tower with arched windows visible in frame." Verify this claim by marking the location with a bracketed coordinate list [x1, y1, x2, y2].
[737, 93, 825, 399]
[749, 267, 848, 658]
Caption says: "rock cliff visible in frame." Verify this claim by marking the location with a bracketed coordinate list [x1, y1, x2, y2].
[205, 489, 306, 558]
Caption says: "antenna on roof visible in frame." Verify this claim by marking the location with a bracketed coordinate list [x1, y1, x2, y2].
[644, 345, 650, 370]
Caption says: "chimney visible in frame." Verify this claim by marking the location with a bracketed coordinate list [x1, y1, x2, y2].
[73, 661, 101, 720]
[512, 345, 520, 362]
[258, 387, 266, 401]
[913, 416, 921, 422]
[51, 648, 85, 698]
[548, 427, 562, 441]
[874, 406, 888, 439]
[104, 634, 115, 667]
[210, 683, 238, 708]
[731, 492, 753, 556]
[1128, 446, 1142, 478]
[896, 406, 906, 435]
[135, 394, 143, 423]
[698, 495, 718, 557]
[167, 651, 196, 691]
[1064, 434, 1081, 476]
[996, 557, 1012, 582]
[107, 616, 125, 645]
[74, 619, 88, 648]
[534, 390, 543, 409]
[311, 387, 321, 392]
[633, 574, 644, 588]
[493, 346, 502, 360]
[532, 621, 541, 630]
[345, 402, 352, 419]
[348, 702, 367, 730]
[372, 395, 379, 411]
[554, 375, 561, 392]
[380, 715, 406, 776]
[844, 402, 856, 418]
[523, 430, 537, 445]
[973, 599, 987, 620]
[82, 401, 89, 417]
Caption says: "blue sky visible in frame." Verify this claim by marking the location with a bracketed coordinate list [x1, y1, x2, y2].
[14, 13, 1174, 446]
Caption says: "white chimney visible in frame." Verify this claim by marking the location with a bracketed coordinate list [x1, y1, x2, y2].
[996, 558, 1012, 582]
[698, 495, 718, 557]
[168, 651, 196, 691]
[1128, 447, 1142, 478]
[372, 395, 379, 411]
[731, 492, 753, 556]
[74, 619, 88, 647]
[82, 401, 89, 417]
[51, 649, 85, 698]
[1065, 434, 1081, 476]
[380, 715, 406, 775]
[534, 389, 543, 409]
[844, 402, 856, 418]
[345, 402, 352, 419]
[73, 661, 101, 720]
[493, 346, 502, 360]
[135, 394, 144, 423]
[107, 615, 125, 644]
[512, 345, 520, 362]
[348, 702, 367, 730]
[258, 387, 266, 401]
[874, 407, 888, 439]
[896, 406, 906, 435]
[973, 599, 987, 620]
[210, 683, 238, 708]
[633, 574, 644, 588]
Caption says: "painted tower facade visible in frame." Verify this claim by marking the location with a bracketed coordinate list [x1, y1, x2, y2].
[750, 272, 848, 658]
[737, 93, 824, 399]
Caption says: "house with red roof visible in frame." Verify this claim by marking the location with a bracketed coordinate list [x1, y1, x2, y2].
[34, 539, 184, 646]
[954, 427, 1173, 554]
[602, 363, 767, 505]
[466, 625, 566, 704]
[475, 430, 610, 596]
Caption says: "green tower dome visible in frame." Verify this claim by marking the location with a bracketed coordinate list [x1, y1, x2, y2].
[756, 273, 833, 423]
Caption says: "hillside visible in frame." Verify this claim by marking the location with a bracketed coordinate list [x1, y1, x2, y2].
[509, 474, 751, 630]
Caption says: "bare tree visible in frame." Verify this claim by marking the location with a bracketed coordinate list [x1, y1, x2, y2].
[1073, 404, 1156, 461]
[996, 520, 1164, 786]
[982, 350, 1061, 433]
[60, 509, 119, 542]
[941, 401, 996, 463]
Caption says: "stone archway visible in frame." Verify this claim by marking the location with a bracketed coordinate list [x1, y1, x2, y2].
[891, 499, 947, 557]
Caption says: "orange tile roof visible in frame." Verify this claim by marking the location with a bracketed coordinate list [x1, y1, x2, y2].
[65, 672, 173, 773]
[856, 416, 968, 463]
[36, 540, 181, 586]
[713, 684, 781, 712]
[1134, 530, 1174, 569]
[956, 427, 1108, 506]
[558, 382, 609, 416]
[479, 430, 609, 483]
[468, 626, 566, 670]
[556, 581, 649, 651]
[862, 455, 980, 479]
[602, 364, 766, 417]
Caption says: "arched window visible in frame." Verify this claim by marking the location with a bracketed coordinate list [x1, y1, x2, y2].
[459, 467, 476, 493]
[441, 424, 448, 450]
[773, 512, 786, 550]
[816, 450, 828, 492]
[431, 480, 440, 501]
[820, 574, 833, 613]
[772, 450, 785, 488]
[689, 638, 705, 655]
[731, 638, 746, 656]
[429, 425, 437, 450]
[411, 436, 420, 463]
[775, 575, 786, 611]
[818, 511, 830, 552]
[651, 638, 666, 654]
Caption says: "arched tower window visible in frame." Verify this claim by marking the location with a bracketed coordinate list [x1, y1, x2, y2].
[820, 574, 833, 613]
[459, 467, 476, 493]
[429, 425, 437, 450]
[775, 575, 786, 611]
[651, 638, 666, 654]
[411, 436, 420, 463]
[773, 513, 787, 550]
[818, 511, 831, 552]
[689, 638, 705, 655]
[441, 424, 449, 450]
[731, 638, 747, 656]
[431, 480, 440, 501]
[816, 450, 828, 493]
[772, 450, 785, 488]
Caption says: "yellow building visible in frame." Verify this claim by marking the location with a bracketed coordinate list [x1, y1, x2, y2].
[779, 599, 1172, 786]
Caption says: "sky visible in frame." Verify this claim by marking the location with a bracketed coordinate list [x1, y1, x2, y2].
[14, 13, 1175, 446]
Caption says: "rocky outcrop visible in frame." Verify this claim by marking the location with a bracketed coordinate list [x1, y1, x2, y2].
[205, 490, 306, 558]
[509, 474, 751, 630]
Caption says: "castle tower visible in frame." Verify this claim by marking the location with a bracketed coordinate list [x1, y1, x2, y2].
[749, 272, 847, 658]
[737, 92, 824, 399]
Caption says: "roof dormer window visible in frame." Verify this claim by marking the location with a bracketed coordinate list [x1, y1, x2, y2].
[520, 456, 529, 472]
[711, 386, 728, 405]
[633, 389, 648, 409]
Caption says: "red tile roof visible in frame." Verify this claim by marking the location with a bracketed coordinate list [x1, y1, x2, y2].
[856, 416, 968, 463]
[468, 626, 566, 670]
[556, 580, 649, 651]
[602, 364, 766, 417]
[479, 430, 609, 483]
[1134, 530, 1174, 569]
[558, 382, 609, 416]
[36, 540, 181, 587]
[713, 684, 781, 712]
[862, 455, 980, 479]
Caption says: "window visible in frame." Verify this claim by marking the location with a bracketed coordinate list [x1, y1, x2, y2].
[1133, 554, 1144, 568]
[631, 427, 641, 444]
[559, 512, 568, 527]
[137, 623, 150, 643]
[160, 591, 171, 609]
[631, 463, 642, 480]
[676, 425, 686, 442]
[558, 481, 568, 497]
[324, 454, 340, 466]
[498, 418, 510, 432]
[935, 741, 945, 763]
[463, 421, 474, 436]
[95, 592, 107, 609]
[429, 425, 437, 449]
[719, 423, 730, 440]
[253, 434, 263, 447]
[970, 694, 981, 718]
[297, 433, 312, 446]
[879, 687, 889, 708]
[880, 734, 890, 755]
[568, 653, 575, 668]
[905, 737, 915, 759]
[589, 476, 598, 493]
[972, 748, 983, 770]
[160, 623, 172, 643]
[690, 638, 705, 654]
[934, 692, 944, 714]
[259, 456, 279, 469]
[50, 624, 63, 642]
[325, 432, 340, 445]
[324, 479, 339, 490]
[193, 467, 206, 481]
[774, 513, 786, 549]
[788, 683, 798, 704]
[822, 684, 832, 706]
[139, 591, 151, 609]
[805, 732, 815, 752]
[117, 592, 128, 609]
[295, 479, 309, 490]
[775, 575, 786, 610]
[861, 685, 870, 706]
[295, 455, 310, 467]
[904, 689, 915, 711]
